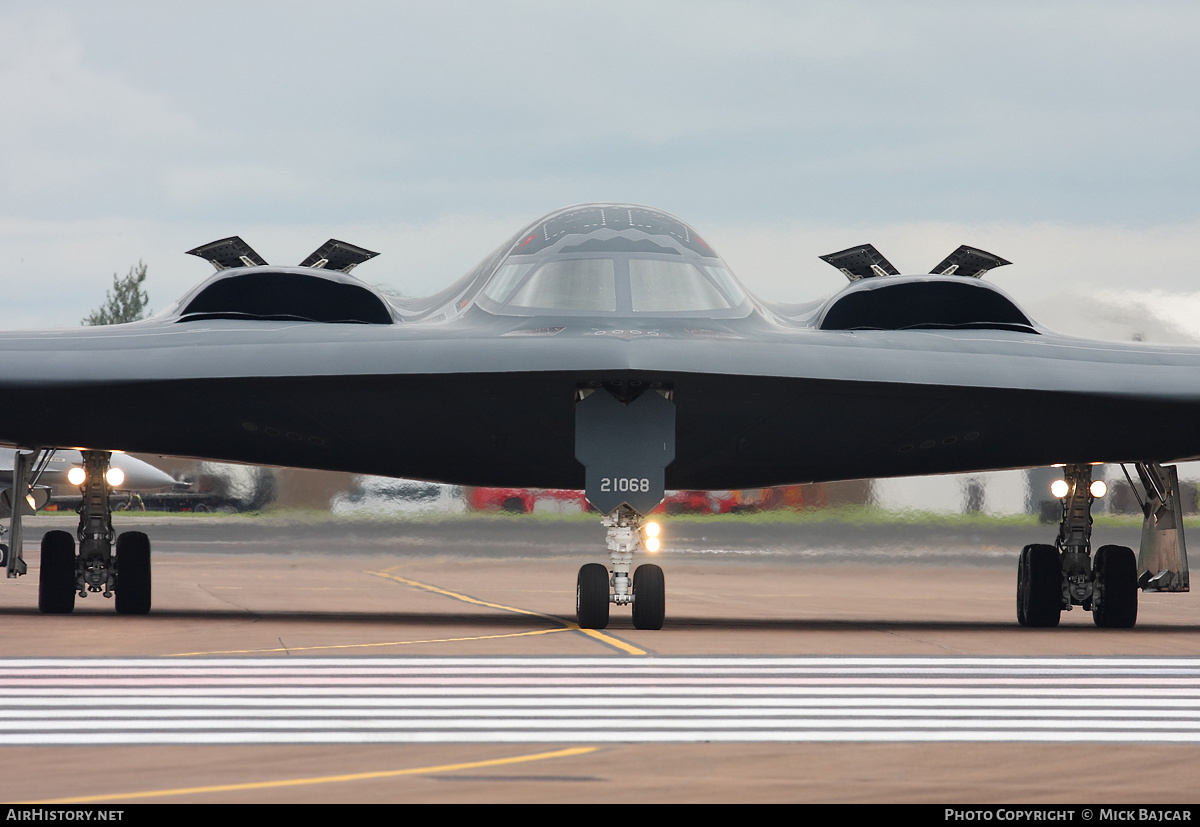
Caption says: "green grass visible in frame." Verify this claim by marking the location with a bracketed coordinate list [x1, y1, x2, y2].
[638, 503, 1172, 529]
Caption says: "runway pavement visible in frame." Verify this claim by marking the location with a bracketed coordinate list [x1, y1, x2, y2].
[1, 513, 1198, 803]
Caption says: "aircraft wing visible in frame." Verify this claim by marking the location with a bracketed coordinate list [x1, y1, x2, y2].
[0, 271, 1197, 491]
[2, 203, 1191, 628]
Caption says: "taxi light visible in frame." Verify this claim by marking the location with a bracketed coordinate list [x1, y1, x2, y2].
[1090, 480, 1107, 498]
[1050, 479, 1069, 499]
[66, 467, 86, 486]
[644, 536, 660, 553]
[105, 467, 125, 487]
[644, 521, 661, 538]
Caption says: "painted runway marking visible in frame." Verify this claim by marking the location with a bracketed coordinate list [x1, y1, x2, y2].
[2, 657, 1199, 745]
[167, 568, 647, 657]
[366, 569, 647, 656]
[28, 746, 599, 804]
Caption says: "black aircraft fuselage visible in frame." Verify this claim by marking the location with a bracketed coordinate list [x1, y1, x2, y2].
[1, 202, 1199, 492]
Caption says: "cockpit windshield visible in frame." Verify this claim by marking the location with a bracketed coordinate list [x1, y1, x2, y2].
[506, 259, 617, 312]
[629, 259, 744, 312]
[479, 254, 749, 317]
[470, 204, 753, 318]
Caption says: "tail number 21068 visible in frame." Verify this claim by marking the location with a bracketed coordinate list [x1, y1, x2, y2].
[600, 477, 651, 493]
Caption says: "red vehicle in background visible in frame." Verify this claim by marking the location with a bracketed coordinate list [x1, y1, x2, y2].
[466, 488, 724, 514]
[711, 485, 830, 513]
[652, 490, 717, 514]
[465, 484, 838, 515]
[465, 487, 589, 513]
[467, 488, 721, 514]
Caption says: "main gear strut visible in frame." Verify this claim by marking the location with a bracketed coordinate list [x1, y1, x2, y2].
[38, 450, 152, 615]
[1018, 463, 1137, 628]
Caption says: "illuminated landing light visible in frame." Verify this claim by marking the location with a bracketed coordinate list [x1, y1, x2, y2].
[643, 521, 661, 552]
[66, 467, 86, 486]
[25, 494, 36, 509]
[1050, 479, 1070, 499]
[1090, 480, 1108, 498]
[105, 467, 125, 488]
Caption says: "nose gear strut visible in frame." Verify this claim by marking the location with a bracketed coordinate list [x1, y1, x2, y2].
[574, 383, 674, 630]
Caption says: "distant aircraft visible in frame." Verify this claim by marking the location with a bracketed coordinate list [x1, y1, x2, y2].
[0, 450, 175, 506]
[0, 204, 1191, 628]
[0, 449, 174, 571]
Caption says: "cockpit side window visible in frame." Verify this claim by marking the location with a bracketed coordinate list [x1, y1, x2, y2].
[629, 259, 733, 312]
[506, 258, 617, 312]
[480, 263, 536, 304]
[702, 264, 747, 306]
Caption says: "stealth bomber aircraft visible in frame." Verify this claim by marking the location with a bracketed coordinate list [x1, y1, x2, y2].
[0, 204, 1191, 628]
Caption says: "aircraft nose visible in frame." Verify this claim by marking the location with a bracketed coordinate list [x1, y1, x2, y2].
[110, 455, 176, 490]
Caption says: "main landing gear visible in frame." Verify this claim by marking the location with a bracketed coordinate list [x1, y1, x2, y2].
[1017, 463, 1137, 628]
[576, 505, 665, 630]
[36, 450, 151, 615]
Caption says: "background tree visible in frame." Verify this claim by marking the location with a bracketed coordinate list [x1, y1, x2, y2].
[82, 261, 150, 325]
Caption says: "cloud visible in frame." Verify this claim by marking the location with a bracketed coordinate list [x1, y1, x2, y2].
[6, 2, 1200, 226]
[0, 8, 199, 218]
[4, 2, 1200, 330]
[710, 217, 1200, 325]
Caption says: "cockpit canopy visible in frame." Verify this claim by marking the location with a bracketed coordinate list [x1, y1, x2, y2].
[474, 204, 752, 318]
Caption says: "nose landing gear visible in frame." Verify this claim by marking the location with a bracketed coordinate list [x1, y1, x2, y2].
[576, 505, 665, 631]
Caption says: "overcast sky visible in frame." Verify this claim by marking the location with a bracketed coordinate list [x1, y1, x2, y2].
[3, 1, 1199, 339]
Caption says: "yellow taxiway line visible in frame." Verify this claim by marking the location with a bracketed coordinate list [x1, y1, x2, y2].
[28, 747, 600, 804]
[368, 569, 648, 656]
[167, 569, 646, 656]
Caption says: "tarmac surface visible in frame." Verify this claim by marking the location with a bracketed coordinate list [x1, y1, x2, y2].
[1, 513, 1198, 804]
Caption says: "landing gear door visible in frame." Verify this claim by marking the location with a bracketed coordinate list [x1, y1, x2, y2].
[575, 389, 675, 516]
[1137, 463, 1190, 592]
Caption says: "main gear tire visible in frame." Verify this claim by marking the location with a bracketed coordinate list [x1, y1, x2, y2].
[576, 563, 610, 629]
[1020, 543, 1061, 627]
[115, 531, 152, 616]
[631, 564, 665, 630]
[1093, 544, 1137, 629]
[38, 530, 76, 614]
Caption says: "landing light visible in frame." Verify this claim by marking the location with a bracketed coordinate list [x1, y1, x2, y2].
[66, 467, 86, 486]
[105, 467, 125, 488]
[1050, 479, 1069, 498]
[1090, 480, 1107, 498]
[643, 521, 661, 553]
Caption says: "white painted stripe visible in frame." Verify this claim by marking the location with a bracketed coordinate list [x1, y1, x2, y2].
[3, 656, 1199, 668]
[2, 657, 1198, 745]
[14, 681, 1200, 696]
[3, 714, 1199, 728]
[3, 731, 1200, 746]
[4, 702, 1197, 715]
